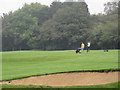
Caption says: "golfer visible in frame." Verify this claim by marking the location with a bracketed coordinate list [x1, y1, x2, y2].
[87, 42, 91, 52]
[81, 42, 85, 53]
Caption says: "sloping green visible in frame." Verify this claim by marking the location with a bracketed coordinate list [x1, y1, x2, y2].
[2, 50, 119, 81]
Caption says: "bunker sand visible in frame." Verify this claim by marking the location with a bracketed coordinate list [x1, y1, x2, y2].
[1, 72, 119, 86]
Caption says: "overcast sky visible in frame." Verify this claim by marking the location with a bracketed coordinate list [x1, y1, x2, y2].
[0, 0, 111, 16]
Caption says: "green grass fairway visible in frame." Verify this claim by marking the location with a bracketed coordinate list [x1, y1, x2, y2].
[2, 50, 119, 81]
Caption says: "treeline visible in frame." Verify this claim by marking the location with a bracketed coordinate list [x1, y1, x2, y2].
[1, 1, 119, 51]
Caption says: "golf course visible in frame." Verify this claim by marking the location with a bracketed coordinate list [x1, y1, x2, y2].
[1, 0, 119, 89]
[1, 50, 120, 88]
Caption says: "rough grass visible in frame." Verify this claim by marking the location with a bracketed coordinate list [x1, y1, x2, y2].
[2, 50, 119, 81]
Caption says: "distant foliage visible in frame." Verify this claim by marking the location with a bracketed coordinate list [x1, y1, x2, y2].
[2, 1, 119, 51]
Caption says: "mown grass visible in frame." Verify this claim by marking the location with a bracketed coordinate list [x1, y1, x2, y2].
[2, 81, 120, 88]
[2, 50, 119, 81]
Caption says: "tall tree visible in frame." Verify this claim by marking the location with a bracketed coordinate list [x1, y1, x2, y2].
[38, 2, 90, 50]
[104, 2, 118, 14]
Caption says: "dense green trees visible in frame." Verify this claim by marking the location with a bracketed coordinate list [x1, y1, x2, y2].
[37, 2, 90, 50]
[2, 1, 119, 51]
[88, 2, 118, 49]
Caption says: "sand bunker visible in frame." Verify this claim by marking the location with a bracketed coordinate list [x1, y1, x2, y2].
[1, 71, 119, 86]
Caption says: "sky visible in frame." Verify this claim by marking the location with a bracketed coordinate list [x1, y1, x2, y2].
[0, 0, 111, 16]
